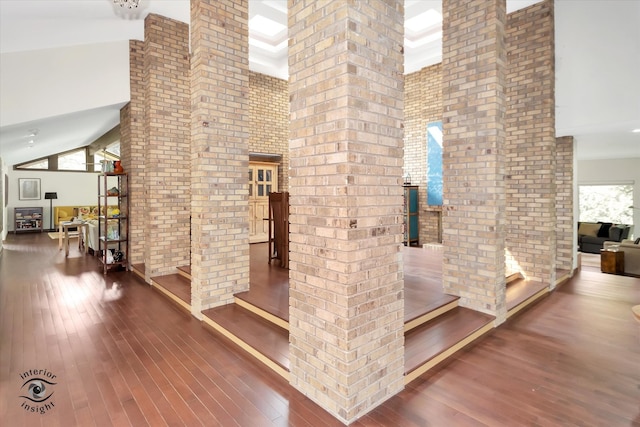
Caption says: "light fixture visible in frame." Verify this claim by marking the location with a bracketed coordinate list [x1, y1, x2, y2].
[44, 192, 58, 231]
[110, 0, 147, 19]
[113, 0, 140, 9]
[632, 129, 640, 133]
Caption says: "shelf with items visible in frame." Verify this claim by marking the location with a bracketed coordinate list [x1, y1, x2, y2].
[15, 207, 44, 233]
[98, 173, 129, 274]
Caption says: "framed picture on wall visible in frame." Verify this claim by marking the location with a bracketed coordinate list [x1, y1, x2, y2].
[18, 178, 41, 200]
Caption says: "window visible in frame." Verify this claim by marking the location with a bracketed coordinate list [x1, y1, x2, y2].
[578, 184, 634, 224]
[58, 149, 87, 171]
[18, 159, 48, 169]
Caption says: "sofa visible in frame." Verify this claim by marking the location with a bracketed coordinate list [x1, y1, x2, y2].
[54, 205, 118, 228]
[578, 221, 633, 253]
[603, 239, 640, 277]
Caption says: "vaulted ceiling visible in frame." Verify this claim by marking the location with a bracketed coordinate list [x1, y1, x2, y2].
[0, 0, 638, 167]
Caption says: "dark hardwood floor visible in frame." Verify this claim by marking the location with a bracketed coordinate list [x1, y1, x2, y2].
[1, 233, 638, 426]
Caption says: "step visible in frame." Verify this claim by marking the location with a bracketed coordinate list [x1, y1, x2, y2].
[404, 307, 495, 384]
[506, 278, 549, 318]
[131, 263, 145, 280]
[177, 265, 191, 280]
[151, 273, 191, 313]
[202, 304, 290, 381]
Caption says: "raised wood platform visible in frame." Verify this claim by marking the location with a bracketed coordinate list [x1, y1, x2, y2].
[144, 243, 552, 385]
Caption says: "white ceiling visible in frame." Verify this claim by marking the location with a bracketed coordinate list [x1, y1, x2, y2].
[0, 0, 638, 167]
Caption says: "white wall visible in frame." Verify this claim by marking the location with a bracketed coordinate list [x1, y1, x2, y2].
[0, 41, 130, 127]
[577, 157, 640, 236]
[7, 169, 98, 231]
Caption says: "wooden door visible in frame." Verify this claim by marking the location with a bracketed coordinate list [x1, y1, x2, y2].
[249, 162, 278, 243]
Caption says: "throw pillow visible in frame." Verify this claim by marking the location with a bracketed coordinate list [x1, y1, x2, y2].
[609, 226, 623, 241]
[578, 222, 600, 237]
[597, 222, 613, 237]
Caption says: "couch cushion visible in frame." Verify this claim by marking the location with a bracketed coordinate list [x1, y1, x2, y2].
[609, 226, 625, 241]
[578, 222, 600, 237]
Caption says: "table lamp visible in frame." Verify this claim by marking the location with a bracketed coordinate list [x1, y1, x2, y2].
[44, 192, 57, 231]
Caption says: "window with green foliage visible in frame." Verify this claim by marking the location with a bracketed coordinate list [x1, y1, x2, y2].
[578, 184, 634, 225]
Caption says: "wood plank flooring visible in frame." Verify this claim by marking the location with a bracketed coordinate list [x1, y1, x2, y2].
[2, 232, 639, 426]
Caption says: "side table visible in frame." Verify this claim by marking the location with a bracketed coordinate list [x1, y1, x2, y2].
[59, 221, 89, 257]
[600, 249, 624, 275]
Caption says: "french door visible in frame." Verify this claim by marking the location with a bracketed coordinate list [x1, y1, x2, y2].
[249, 162, 278, 243]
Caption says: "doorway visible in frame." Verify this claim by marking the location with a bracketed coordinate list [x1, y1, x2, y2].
[249, 162, 278, 243]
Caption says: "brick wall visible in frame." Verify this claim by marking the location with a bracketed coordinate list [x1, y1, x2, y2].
[143, 14, 191, 279]
[288, 0, 405, 423]
[190, 0, 250, 312]
[405, 64, 442, 244]
[249, 71, 289, 191]
[505, 0, 556, 284]
[127, 40, 145, 267]
[442, 0, 508, 319]
[556, 136, 574, 275]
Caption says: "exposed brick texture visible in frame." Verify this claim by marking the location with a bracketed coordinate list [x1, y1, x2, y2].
[143, 14, 191, 280]
[288, 0, 405, 423]
[556, 136, 574, 274]
[190, 0, 250, 313]
[404, 64, 442, 244]
[442, 0, 508, 320]
[249, 71, 289, 191]
[126, 40, 145, 266]
[505, 0, 556, 285]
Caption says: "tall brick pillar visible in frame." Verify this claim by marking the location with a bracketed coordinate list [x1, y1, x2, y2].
[143, 14, 191, 280]
[556, 136, 574, 275]
[288, 0, 405, 423]
[125, 40, 145, 267]
[442, 0, 507, 321]
[190, 0, 250, 315]
[505, 0, 556, 287]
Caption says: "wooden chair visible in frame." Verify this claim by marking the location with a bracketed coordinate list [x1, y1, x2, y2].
[268, 192, 289, 269]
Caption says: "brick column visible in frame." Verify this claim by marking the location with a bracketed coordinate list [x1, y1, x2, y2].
[143, 14, 191, 280]
[125, 40, 145, 268]
[288, 0, 404, 423]
[190, 0, 249, 315]
[556, 136, 574, 276]
[505, 0, 556, 286]
[442, 0, 507, 321]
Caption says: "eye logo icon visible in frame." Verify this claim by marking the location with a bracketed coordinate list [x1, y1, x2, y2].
[20, 378, 55, 403]
[18, 369, 58, 414]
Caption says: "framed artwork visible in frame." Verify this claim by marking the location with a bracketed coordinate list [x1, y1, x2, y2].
[19, 178, 41, 200]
